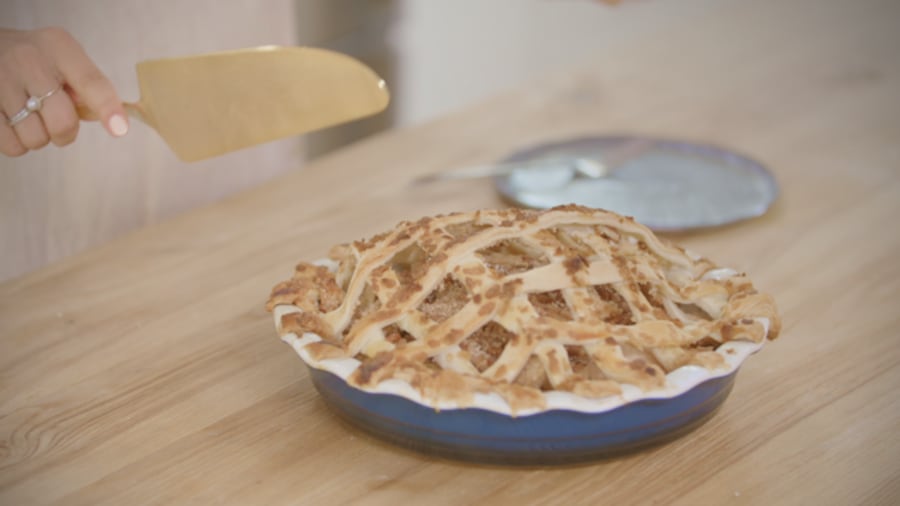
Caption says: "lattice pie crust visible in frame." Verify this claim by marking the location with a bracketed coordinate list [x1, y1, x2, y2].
[267, 205, 780, 415]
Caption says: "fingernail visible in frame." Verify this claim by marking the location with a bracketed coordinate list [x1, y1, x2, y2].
[108, 114, 128, 137]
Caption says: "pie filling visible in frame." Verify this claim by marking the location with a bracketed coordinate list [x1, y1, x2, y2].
[268, 205, 780, 412]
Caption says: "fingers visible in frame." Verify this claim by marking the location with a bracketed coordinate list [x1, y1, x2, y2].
[0, 27, 124, 157]
[0, 37, 38, 156]
[39, 27, 128, 138]
[0, 122, 26, 157]
[42, 89, 79, 147]
[11, 102, 50, 151]
[4, 41, 63, 150]
[17, 39, 80, 147]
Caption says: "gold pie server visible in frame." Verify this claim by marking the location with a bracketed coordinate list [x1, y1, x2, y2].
[78, 46, 389, 162]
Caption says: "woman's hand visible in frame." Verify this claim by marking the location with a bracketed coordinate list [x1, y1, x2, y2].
[0, 27, 128, 157]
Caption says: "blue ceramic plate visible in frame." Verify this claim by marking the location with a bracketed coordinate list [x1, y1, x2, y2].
[494, 136, 778, 231]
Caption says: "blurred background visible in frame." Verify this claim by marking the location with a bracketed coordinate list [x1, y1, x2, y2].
[2, 0, 684, 281]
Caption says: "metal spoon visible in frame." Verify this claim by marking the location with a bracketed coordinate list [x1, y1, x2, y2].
[411, 157, 608, 186]
[411, 138, 655, 189]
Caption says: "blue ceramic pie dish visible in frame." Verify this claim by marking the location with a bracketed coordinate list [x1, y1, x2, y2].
[306, 364, 736, 465]
[274, 282, 769, 466]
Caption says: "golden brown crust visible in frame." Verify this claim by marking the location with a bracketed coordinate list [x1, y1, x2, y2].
[265, 264, 343, 314]
[267, 205, 781, 411]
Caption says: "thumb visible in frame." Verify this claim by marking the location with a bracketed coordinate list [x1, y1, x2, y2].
[44, 28, 128, 137]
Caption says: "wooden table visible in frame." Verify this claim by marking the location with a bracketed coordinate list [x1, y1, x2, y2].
[2, 0, 898, 504]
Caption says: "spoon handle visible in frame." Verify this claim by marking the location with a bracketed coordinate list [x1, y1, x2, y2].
[411, 158, 587, 185]
[411, 138, 654, 186]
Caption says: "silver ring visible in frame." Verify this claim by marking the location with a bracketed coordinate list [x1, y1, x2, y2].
[7, 86, 61, 127]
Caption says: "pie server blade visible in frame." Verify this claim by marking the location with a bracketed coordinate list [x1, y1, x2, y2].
[80, 46, 389, 162]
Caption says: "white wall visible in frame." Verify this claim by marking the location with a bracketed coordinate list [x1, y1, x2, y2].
[389, 0, 676, 127]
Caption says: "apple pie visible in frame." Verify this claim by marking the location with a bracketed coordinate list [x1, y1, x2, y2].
[267, 205, 780, 414]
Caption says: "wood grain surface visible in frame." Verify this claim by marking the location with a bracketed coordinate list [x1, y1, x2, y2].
[2, 0, 899, 504]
